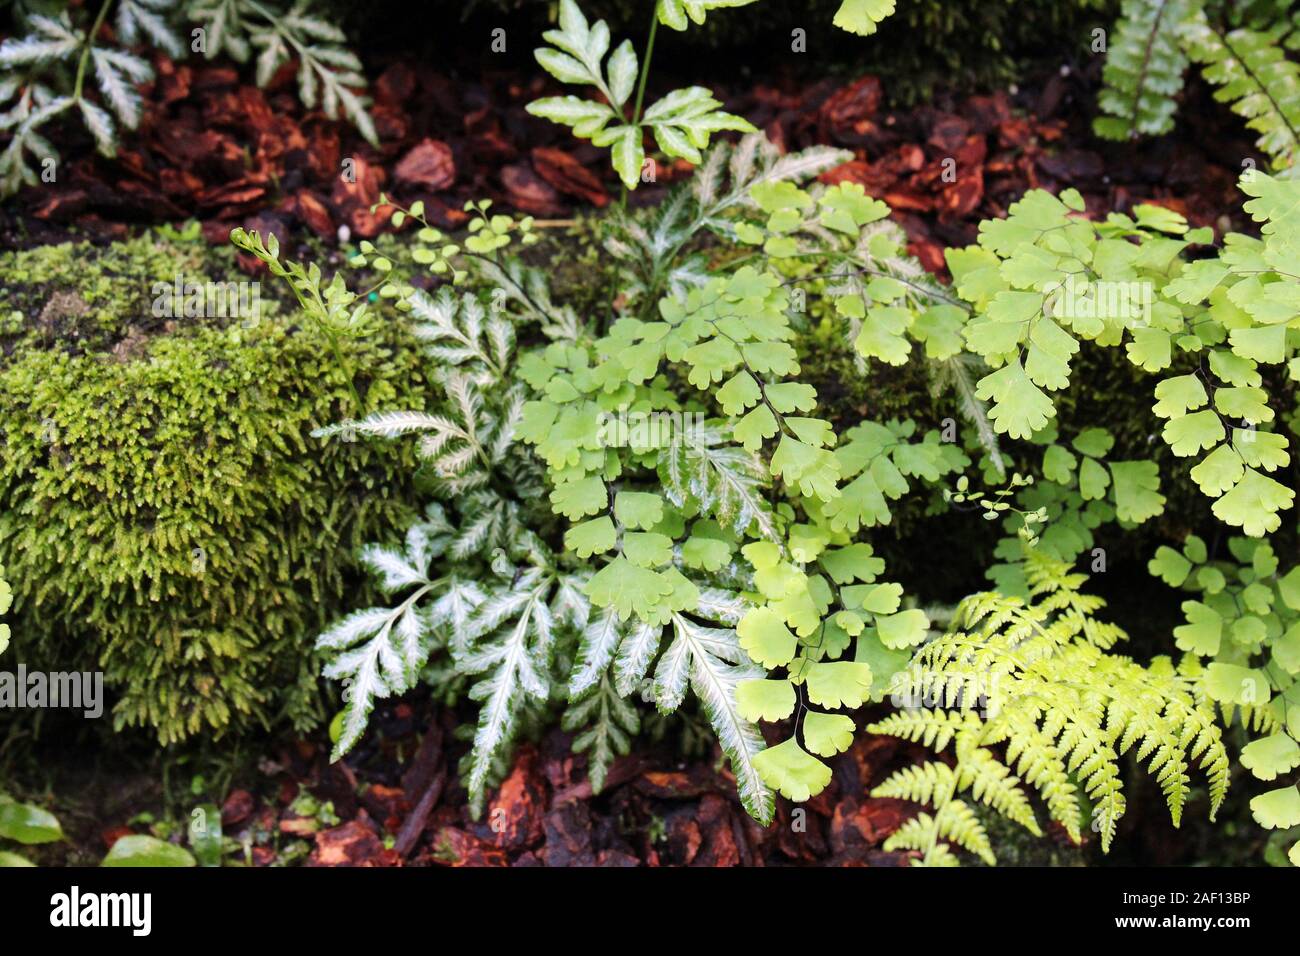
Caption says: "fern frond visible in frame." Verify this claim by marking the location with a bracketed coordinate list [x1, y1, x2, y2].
[117, 0, 185, 58]
[873, 548, 1228, 862]
[315, 410, 457, 440]
[956, 747, 1044, 836]
[0, 14, 81, 68]
[407, 286, 519, 383]
[201, 0, 377, 143]
[929, 353, 1006, 476]
[190, 0, 253, 61]
[873, 760, 958, 805]
[669, 611, 773, 824]
[656, 0, 758, 31]
[933, 798, 996, 865]
[569, 605, 625, 696]
[660, 429, 781, 543]
[562, 673, 639, 792]
[1184, 13, 1300, 172]
[318, 590, 435, 759]
[1095, 0, 1195, 140]
[458, 573, 557, 809]
[868, 709, 972, 750]
[614, 619, 663, 695]
[91, 47, 152, 130]
[883, 809, 978, 866]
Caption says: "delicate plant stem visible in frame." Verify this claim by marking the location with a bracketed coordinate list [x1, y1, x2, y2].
[621, 8, 661, 209]
[277, 274, 366, 414]
[73, 0, 115, 101]
[326, 331, 365, 415]
[631, 10, 659, 129]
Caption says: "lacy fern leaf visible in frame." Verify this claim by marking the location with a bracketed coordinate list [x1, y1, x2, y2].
[871, 548, 1230, 865]
[562, 673, 639, 792]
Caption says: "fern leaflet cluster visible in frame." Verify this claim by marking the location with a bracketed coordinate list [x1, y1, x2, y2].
[870, 549, 1231, 865]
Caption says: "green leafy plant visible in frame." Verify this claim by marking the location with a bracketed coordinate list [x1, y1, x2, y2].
[527, 0, 898, 189]
[255, 129, 986, 823]
[870, 548, 1231, 865]
[101, 833, 196, 866]
[0, 794, 198, 866]
[0, 793, 63, 866]
[244, 137, 1300, 870]
[527, 0, 755, 189]
[929, 176, 1300, 864]
[1094, 0, 1300, 174]
[0, 0, 372, 196]
[946, 178, 1297, 539]
[961, 424, 1167, 595]
[653, 0, 898, 35]
[1152, 534, 1300, 863]
[240, 0, 1300, 859]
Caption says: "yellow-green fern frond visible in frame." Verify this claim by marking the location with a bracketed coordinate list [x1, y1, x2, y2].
[871, 547, 1228, 864]
[955, 747, 1042, 835]
[868, 710, 974, 750]
[874, 761, 958, 806]
[934, 799, 996, 866]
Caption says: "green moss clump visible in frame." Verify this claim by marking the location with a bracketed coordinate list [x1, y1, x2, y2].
[0, 237, 432, 744]
[0, 235, 214, 350]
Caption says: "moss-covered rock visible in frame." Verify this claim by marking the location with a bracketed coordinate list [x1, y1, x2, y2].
[0, 236, 432, 744]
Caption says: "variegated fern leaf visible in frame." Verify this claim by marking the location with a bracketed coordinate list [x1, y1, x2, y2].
[318, 505, 460, 758]
[319, 495, 551, 767]
[118, 0, 184, 57]
[194, 0, 377, 144]
[635, 607, 773, 822]
[870, 548, 1231, 865]
[0, 0, 371, 196]
[0, 9, 154, 192]
[455, 560, 575, 809]
[527, 0, 758, 189]
[0, 76, 66, 196]
[408, 287, 514, 382]
[561, 577, 772, 819]
[311, 281, 549, 766]
[658, 425, 782, 545]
